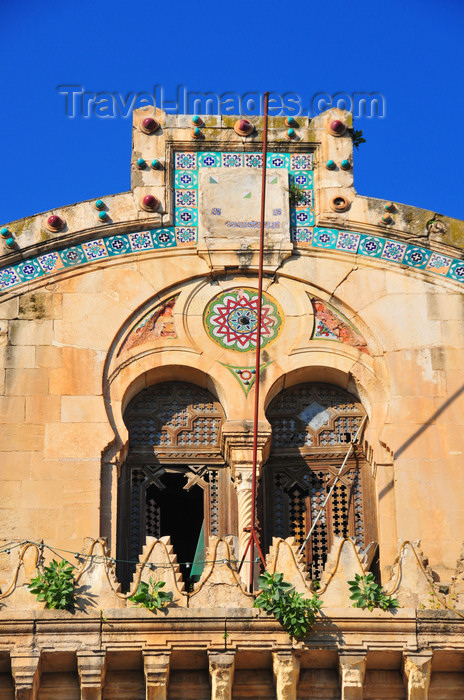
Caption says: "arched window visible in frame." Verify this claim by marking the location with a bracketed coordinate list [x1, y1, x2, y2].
[264, 383, 376, 579]
[117, 382, 232, 588]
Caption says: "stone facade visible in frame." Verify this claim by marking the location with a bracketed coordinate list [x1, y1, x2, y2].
[1, 108, 464, 697]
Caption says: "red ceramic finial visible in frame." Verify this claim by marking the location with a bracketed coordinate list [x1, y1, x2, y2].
[234, 119, 254, 136]
[141, 117, 159, 134]
[46, 215, 65, 232]
[140, 194, 160, 211]
[328, 119, 347, 136]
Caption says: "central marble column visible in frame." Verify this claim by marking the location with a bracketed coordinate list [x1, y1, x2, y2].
[222, 422, 271, 588]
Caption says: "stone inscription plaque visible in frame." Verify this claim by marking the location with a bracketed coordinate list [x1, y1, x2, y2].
[198, 168, 289, 240]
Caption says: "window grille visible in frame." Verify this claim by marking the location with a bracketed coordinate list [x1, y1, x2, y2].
[117, 382, 226, 588]
[264, 383, 375, 579]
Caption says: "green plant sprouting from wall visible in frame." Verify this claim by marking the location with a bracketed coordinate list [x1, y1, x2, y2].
[253, 572, 322, 639]
[287, 184, 306, 207]
[28, 559, 76, 610]
[128, 577, 173, 612]
[350, 129, 366, 150]
[348, 573, 399, 611]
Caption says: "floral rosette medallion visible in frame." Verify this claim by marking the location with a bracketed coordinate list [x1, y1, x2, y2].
[204, 287, 283, 352]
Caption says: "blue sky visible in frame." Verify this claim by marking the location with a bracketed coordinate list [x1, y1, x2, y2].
[1, 0, 463, 224]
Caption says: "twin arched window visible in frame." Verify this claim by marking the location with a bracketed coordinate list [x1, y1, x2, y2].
[117, 381, 376, 587]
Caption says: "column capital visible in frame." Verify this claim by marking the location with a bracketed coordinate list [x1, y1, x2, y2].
[234, 467, 253, 492]
[221, 420, 271, 477]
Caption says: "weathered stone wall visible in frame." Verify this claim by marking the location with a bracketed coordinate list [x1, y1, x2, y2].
[1, 243, 463, 578]
[1, 108, 464, 695]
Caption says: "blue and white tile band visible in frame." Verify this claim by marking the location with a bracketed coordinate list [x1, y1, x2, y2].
[2, 151, 463, 289]
[0, 228, 186, 291]
[305, 227, 464, 282]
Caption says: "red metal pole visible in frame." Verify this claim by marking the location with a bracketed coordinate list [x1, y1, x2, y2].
[247, 92, 270, 591]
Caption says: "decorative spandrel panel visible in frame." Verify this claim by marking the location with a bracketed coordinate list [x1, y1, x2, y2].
[119, 295, 178, 354]
[310, 297, 369, 354]
[264, 383, 375, 579]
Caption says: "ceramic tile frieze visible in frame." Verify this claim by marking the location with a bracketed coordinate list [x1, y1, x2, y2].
[0, 228, 182, 291]
[298, 227, 464, 283]
[3, 149, 464, 291]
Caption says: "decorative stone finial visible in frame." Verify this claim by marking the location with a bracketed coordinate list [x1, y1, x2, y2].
[234, 119, 254, 136]
[328, 119, 347, 136]
[45, 214, 65, 232]
[140, 194, 160, 212]
[140, 117, 159, 134]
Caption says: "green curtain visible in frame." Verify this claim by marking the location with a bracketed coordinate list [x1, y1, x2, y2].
[190, 521, 205, 581]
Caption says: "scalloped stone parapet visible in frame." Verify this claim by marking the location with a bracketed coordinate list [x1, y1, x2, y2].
[319, 537, 366, 608]
[385, 540, 437, 609]
[74, 538, 126, 610]
[265, 537, 311, 595]
[189, 537, 254, 608]
[129, 535, 187, 607]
